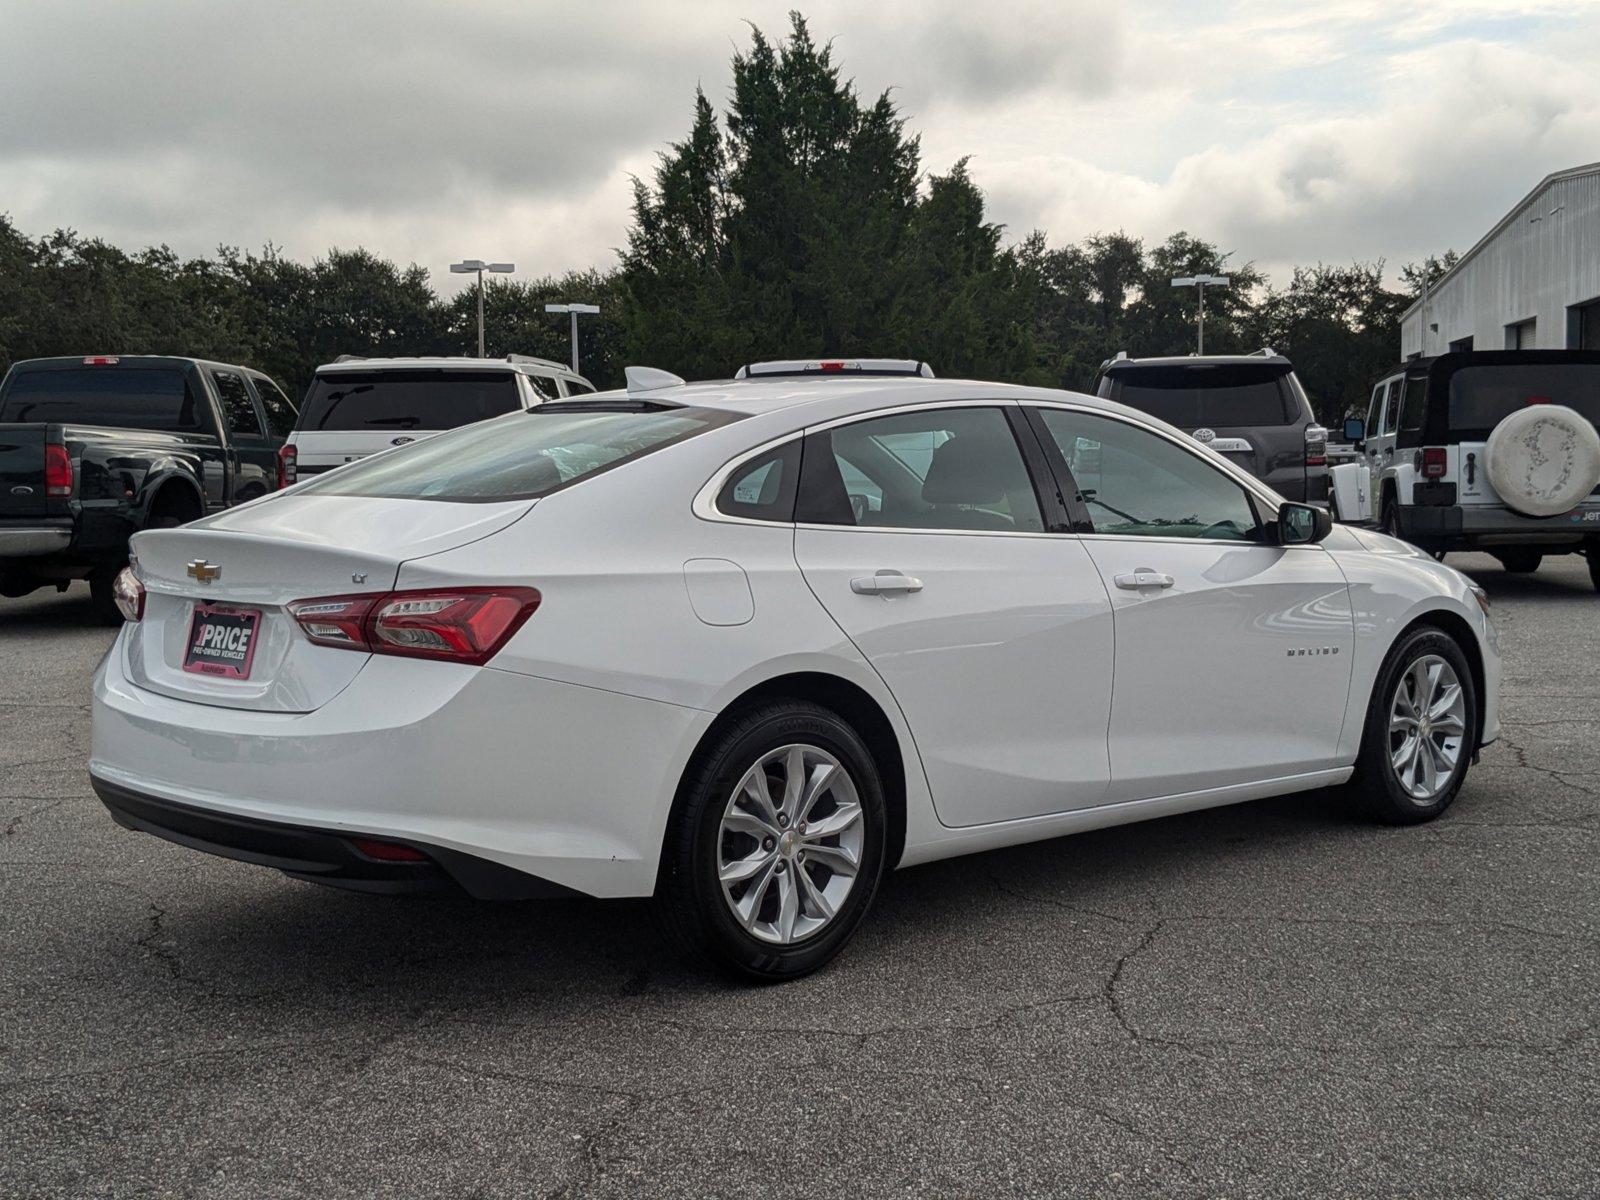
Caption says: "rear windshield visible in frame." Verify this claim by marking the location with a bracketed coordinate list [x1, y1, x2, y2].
[1448, 364, 1600, 438]
[297, 370, 520, 432]
[1108, 364, 1295, 427]
[294, 404, 738, 502]
[0, 367, 203, 430]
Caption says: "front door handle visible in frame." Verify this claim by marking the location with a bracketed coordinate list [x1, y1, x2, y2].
[1114, 569, 1174, 590]
[850, 570, 924, 596]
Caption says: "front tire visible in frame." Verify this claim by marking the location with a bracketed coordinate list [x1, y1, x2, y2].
[1346, 626, 1477, 824]
[657, 700, 887, 981]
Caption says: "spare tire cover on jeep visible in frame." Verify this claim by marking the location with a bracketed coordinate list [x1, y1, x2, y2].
[1484, 404, 1600, 517]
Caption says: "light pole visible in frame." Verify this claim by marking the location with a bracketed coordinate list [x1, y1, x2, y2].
[545, 302, 601, 374]
[450, 259, 515, 357]
[1171, 274, 1230, 355]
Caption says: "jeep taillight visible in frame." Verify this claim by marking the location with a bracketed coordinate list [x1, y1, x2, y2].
[277, 443, 297, 489]
[1422, 447, 1448, 480]
[43, 444, 73, 497]
[287, 587, 541, 665]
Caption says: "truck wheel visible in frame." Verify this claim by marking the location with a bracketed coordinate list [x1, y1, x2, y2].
[1588, 540, 1600, 594]
[89, 567, 125, 626]
[1493, 548, 1542, 574]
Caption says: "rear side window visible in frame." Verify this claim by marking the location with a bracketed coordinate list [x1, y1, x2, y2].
[296, 404, 738, 502]
[252, 376, 298, 437]
[1399, 376, 1428, 433]
[297, 370, 520, 432]
[1108, 364, 1295, 427]
[212, 370, 263, 436]
[0, 368, 205, 431]
[716, 440, 800, 521]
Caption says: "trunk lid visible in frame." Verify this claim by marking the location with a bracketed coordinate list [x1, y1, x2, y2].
[0, 424, 52, 518]
[124, 493, 534, 711]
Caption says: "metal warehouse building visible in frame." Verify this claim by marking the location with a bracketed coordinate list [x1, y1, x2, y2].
[1401, 161, 1600, 358]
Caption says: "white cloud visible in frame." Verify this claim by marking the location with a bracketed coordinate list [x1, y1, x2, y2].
[2, 0, 1597, 293]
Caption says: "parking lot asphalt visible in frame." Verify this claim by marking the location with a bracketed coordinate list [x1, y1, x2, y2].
[2, 553, 1597, 1199]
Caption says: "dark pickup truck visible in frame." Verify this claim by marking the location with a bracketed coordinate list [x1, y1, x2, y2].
[0, 355, 297, 621]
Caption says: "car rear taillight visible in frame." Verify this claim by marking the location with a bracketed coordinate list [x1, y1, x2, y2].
[287, 587, 540, 665]
[43, 444, 73, 497]
[1422, 447, 1448, 480]
[112, 566, 145, 622]
[1304, 424, 1328, 468]
[277, 443, 297, 489]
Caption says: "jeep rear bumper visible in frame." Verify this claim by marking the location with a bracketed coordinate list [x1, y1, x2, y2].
[1399, 502, 1600, 546]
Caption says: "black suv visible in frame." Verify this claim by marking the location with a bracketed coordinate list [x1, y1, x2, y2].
[1095, 350, 1329, 502]
[0, 355, 296, 620]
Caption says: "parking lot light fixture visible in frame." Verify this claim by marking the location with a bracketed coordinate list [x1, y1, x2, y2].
[1172, 274, 1230, 354]
[451, 260, 515, 357]
[545, 302, 601, 374]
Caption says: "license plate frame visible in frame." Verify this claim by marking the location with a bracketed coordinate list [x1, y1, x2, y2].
[182, 602, 263, 680]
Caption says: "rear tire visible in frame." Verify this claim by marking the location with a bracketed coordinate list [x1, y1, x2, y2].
[1494, 548, 1542, 574]
[1588, 540, 1600, 593]
[656, 700, 887, 981]
[1345, 626, 1477, 825]
[1380, 493, 1403, 541]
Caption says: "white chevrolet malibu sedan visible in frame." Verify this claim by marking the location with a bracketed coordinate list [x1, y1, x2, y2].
[91, 359, 1501, 979]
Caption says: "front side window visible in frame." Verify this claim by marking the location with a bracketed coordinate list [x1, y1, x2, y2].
[295, 403, 736, 502]
[252, 376, 298, 437]
[1380, 380, 1402, 436]
[1036, 409, 1262, 542]
[212, 370, 263, 436]
[796, 407, 1043, 532]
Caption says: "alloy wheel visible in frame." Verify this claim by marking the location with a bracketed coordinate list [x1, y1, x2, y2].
[717, 743, 864, 945]
[1388, 654, 1467, 803]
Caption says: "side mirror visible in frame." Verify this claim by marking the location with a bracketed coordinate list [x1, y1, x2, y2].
[1343, 418, 1365, 443]
[1278, 501, 1333, 546]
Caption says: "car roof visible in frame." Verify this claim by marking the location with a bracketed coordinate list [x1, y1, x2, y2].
[1102, 353, 1292, 371]
[5, 354, 270, 375]
[582, 374, 1149, 426]
[315, 355, 583, 378]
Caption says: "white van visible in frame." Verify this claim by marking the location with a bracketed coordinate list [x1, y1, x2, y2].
[281, 355, 595, 481]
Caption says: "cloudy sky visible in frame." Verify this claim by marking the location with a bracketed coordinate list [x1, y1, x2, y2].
[4, 1, 1598, 293]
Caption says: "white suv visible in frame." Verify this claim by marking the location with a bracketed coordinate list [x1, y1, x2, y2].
[1330, 350, 1600, 586]
[281, 355, 595, 482]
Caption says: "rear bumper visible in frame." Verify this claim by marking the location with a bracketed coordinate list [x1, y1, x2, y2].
[1399, 502, 1600, 545]
[91, 632, 714, 899]
[92, 774, 576, 898]
[0, 520, 74, 557]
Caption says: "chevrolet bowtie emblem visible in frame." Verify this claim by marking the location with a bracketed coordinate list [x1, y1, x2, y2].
[186, 559, 221, 584]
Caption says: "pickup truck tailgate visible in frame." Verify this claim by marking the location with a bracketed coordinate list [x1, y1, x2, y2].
[0, 424, 52, 518]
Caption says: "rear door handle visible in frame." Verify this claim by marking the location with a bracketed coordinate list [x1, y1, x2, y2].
[850, 570, 924, 596]
[1114, 569, 1174, 590]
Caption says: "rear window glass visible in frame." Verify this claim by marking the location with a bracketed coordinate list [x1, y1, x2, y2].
[297, 370, 520, 432]
[1448, 365, 1600, 437]
[1108, 364, 1295, 427]
[295, 404, 737, 502]
[0, 368, 204, 431]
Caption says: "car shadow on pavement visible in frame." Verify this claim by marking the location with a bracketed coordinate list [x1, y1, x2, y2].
[144, 783, 1362, 1010]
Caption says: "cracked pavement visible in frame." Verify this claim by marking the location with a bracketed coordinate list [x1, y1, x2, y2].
[2, 553, 1597, 1198]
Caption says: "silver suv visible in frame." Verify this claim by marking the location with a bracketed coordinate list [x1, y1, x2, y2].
[1095, 350, 1329, 502]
